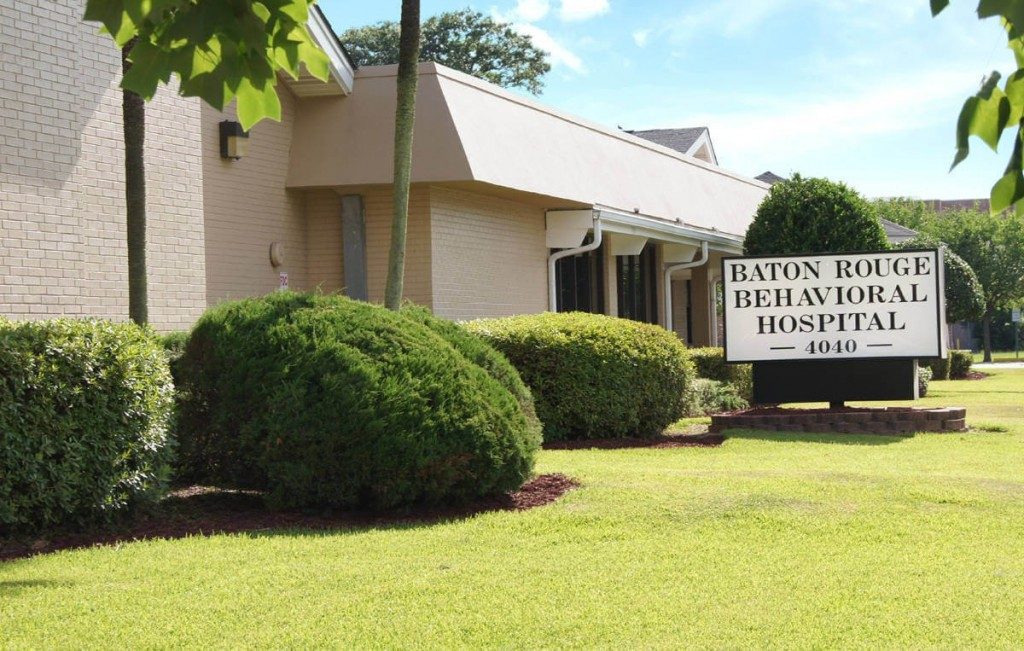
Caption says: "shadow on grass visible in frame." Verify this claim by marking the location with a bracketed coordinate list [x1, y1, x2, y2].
[725, 429, 910, 446]
[0, 579, 70, 596]
[1, 475, 579, 563]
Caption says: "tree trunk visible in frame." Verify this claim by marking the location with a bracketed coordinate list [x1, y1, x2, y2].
[123, 42, 148, 325]
[384, 0, 422, 310]
[982, 311, 993, 363]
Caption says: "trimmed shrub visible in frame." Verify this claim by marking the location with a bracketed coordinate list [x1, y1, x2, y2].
[688, 347, 753, 401]
[176, 293, 539, 510]
[918, 365, 933, 398]
[0, 319, 174, 535]
[400, 305, 542, 437]
[159, 330, 189, 385]
[949, 349, 974, 380]
[686, 378, 749, 416]
[744, 175, 889, 255]
[895, 237, 985, 323]
[926, 356, 952, 381]
[466, 312, 695, 440]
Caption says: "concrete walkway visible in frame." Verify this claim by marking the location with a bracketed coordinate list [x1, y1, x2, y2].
[974, 361, 1024, 370]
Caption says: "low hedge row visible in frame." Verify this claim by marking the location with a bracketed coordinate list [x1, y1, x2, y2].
[466, 312, 695, 440]
[175, 293, 540, 510]
[924, 350, 973, 381]
[0, 319, 174, 535]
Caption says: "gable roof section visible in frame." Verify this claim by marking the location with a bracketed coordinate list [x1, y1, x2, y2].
[628, 127, 718, 165]
[287, 63, 768, 239]
[880, 218, 918, 243]
[756, 171, 787, 185]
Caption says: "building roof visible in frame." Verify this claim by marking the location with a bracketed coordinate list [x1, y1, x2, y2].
[924, 198, 991, 213]
[755, 171, 787, 185]
[627, 128, 706, 153]
[287, 63, 769, 241]
[880, 218, 918, 243]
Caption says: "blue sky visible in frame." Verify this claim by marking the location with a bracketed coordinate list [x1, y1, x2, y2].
[321, 0, 1012, 200]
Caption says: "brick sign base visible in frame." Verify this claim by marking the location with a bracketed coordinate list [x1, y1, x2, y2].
[710, 407, 967, 435]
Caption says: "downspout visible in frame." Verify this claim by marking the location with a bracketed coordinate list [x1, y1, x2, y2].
[548, 211, 603, 312]
[664, 241, 709, 333]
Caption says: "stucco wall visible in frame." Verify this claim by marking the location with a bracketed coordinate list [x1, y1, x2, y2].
[429, 186, 547, 320]
[0, 0, 206, 330]
[202, 89, 307, 304]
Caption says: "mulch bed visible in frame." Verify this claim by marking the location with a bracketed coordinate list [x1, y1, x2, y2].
[545, 433, 724, 450]
[0, 474, 579, 563]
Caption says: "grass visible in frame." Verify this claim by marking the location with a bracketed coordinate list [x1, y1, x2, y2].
[972, 350, 1022, 364]
[3, 370, 1024, 647]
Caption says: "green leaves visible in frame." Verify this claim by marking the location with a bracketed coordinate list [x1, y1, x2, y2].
[84, 0, 330, 129]
[940, 2, 1024, 213]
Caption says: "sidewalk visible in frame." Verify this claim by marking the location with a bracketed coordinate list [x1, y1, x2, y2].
[974, 361, 1024, 369]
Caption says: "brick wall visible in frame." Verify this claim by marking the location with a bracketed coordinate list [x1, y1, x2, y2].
[305, 189, 344, 293]
[364, 185, 432, 308]
[0, 0, 206, 330]
[201, 90, 308, 304]
[429, 186, 547, 320]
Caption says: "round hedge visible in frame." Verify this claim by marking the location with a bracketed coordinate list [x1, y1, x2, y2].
[466, 312, 695, 441]
[895, 236, 985, 323]
[0, 319, 174, 534]
[176, 293, 540, 510]
[745, 175, 888, 255]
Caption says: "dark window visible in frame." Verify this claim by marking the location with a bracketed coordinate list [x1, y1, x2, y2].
[685, 279, 694, 345]
[617, 242, 659, 324]
[553, 238, 605, 314]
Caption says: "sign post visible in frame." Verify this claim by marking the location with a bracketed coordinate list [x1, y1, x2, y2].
[722, 249, 947, 404]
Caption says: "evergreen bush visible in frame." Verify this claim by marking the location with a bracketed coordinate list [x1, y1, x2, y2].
[687, 347, 753, 401]
[466, 312, 695, 440]
[175, 293, 539, 510]
[744, 175, 888, 255]
[949, 349, 974, 380]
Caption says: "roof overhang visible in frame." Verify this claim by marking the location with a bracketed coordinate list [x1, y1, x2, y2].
[284, 7, 355, 97]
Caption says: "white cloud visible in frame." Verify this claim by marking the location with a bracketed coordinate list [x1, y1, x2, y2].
[632, 29, 650, 47]
[510, 0, 550, 22]
[690, 69, 979, 163]
[515, 22, 586, 73]
[559, 0, 609, 22]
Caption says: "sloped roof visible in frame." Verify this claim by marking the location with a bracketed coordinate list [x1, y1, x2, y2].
[627, 128, 707, 155]
[288, 63, 769, 239]
[756, 171, 787, 185]
[880, 218, 918, 242]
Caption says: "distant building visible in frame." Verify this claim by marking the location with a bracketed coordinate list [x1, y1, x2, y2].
[755, 171, 787, 185]
[627, 127, 718, 165]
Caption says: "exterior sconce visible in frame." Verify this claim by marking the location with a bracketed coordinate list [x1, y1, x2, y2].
[219, 120, 249, 160]
[269, 242, 285, 268]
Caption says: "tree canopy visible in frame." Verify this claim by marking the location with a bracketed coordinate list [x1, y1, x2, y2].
[85, 0, 330, 129]
[744, 175, 889, 255]
[894, 235, 986, 323]
[931, 1, 1024, 213]
[925, 208, 1024, 314]
[342, 9, 551, 95]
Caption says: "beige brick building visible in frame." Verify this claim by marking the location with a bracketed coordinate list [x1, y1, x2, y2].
[2, 1, 768, 345]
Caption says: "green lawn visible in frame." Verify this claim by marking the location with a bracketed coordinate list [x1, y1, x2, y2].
[3, 370, 1024, 648]
[973, 350, 1023, 364]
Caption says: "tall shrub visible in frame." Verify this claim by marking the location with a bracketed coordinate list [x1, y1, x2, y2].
[176, 293, 539, 510]
[745, 175, 888, 255]
[0, 319, 174, 534]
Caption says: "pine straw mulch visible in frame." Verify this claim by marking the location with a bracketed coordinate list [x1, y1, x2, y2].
[0, 474, 580, 562]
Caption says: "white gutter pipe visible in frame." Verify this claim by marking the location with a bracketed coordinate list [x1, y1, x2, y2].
[663, 241, 709, 333]
[548, 211, 602, 312]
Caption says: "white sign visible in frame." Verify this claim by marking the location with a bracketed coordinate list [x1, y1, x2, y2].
[722, 250, 946, 362]
[278, 272, 289, 291]
[1014, 308, 1021, 323]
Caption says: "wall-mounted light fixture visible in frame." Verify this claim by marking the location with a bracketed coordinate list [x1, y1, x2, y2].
[219, 120, 249, 160]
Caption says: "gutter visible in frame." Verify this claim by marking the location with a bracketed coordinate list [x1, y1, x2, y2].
[664, 241, 709, 333]
[548, 211, 603, 312]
